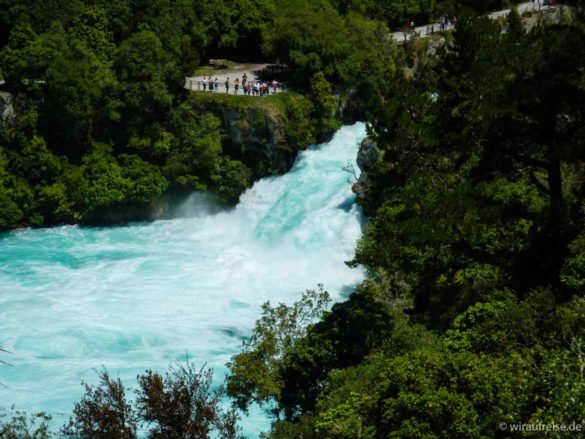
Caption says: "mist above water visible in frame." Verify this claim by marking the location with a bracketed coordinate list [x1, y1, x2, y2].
[0, 123, 367, 436]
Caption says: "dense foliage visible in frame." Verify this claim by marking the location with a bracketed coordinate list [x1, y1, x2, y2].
[0, 0, 530, 231]
[0, 0, 256, 229]
[225, 6, 585, 439]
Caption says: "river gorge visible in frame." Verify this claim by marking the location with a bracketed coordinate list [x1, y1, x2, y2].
[0, 123, 367, 436]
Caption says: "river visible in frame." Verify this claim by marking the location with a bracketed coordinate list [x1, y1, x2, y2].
[0, 123, 367, 436]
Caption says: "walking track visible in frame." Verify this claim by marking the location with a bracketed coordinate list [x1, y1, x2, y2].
[390, 1, 557, 42]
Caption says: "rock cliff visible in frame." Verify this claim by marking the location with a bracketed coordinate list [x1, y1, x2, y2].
[0, 91, 15, 124]
[353, 136, 382, 214]
[189, 92, 316, 178]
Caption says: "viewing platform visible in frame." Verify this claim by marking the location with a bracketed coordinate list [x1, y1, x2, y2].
[185, 62, 286, 96]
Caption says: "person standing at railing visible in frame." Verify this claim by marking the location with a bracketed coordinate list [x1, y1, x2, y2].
[225, 78, 230, 93]
[235, 78, 239, 94]
[203, 78, 208, 91]
[242, 73, 247, 89]
[215, 78, 219, 91]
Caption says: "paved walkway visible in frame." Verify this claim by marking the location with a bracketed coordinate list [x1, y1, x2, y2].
[184, 63, 285, 95]
[391, 1, 557, 42]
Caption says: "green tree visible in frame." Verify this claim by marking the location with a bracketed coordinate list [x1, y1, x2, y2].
[164, 107, 223, 190]
[262, 0, 348, 84]
[227, 284, 395, 420]
[226, 0, 276, 59]
[62, 370, 137, 439]
[115, 30, 178, 158]
[118, 154, 168, 205]
[216, 156, 252, 202]
[309, 72, 340, 139]
[381, 0, 436, 28]
[136, 363, 242, 439]
[62, 363, 243, 439]
[507, 6, 523, 38]
[70, 5, 116, 62]
[227, 287, 331, 415]
[0, 147, 25, 229]
[0, 410, 52, 439]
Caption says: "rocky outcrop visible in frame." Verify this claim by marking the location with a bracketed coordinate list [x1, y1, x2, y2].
[219, 106, 295, 176]
[353, 137, 381, 214]
[0, 91, 15, 124]
[336, 88, 366, 124]
[189, 92, 315, 178]
[357, 137, 379, 171]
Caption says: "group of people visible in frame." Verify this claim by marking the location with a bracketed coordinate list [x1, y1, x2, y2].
[201, 76, 219, 91]
[199, 73, 279, 96]
[239, 79, 280, 96]
[421, 14, 457, 36]
[438, 14, 456, 31]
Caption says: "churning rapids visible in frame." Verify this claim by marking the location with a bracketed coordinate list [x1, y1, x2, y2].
[0, 123, 367, 436]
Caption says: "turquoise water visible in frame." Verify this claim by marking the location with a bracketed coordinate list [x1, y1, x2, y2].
[0, 123, 367, 436]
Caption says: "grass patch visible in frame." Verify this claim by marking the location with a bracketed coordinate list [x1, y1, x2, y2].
[193, 60, 241, 76]
[189, 91, 308, 119]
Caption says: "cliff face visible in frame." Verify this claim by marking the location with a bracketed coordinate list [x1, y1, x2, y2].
[336, 88, 366, 125]
[189, 92, 316, 178]
[219, 105, 294, 176]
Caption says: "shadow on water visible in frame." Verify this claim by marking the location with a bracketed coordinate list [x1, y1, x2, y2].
[0, 191, 232, 240]
[337, 194, 356, 212]
[340, 284, 358, 298]
[218, 326, 248, 341]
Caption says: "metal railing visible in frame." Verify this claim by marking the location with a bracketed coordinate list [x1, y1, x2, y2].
[184, 79, 286, 96]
